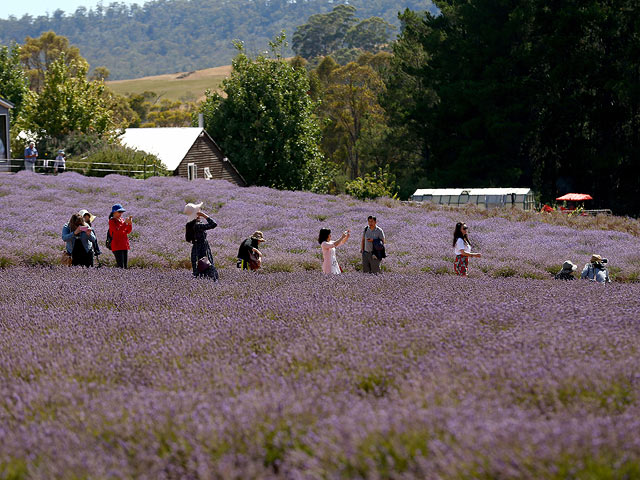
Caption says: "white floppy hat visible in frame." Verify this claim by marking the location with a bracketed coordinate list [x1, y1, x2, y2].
[183, 202, 203, 222]
[78, 209, 96, 223]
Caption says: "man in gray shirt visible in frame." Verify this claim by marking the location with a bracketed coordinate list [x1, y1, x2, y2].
[361, 215, 385, 273]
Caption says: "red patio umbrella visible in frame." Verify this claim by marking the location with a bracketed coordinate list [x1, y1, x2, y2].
[555, 193, 593, 202]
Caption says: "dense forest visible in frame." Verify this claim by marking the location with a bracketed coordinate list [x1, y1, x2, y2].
[0, 0, 436, 79]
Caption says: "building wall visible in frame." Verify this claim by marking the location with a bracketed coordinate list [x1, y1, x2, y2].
[174, 135, 246, 186]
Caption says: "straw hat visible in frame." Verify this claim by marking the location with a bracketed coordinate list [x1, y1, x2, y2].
[183, 202, 203, 222]
[590, 254, 603, 263]
[78, 209, 96, 223]
[251, 231, 265, 242]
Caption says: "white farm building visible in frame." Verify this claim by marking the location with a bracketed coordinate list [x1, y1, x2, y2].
[411, 188, 536, 210]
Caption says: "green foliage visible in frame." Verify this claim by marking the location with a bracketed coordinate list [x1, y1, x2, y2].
[18, 53, 113, 140]
[386, 1, 640, 214]
[315, 53, 391, 182]
[0, 0, 436, 80]
[0, 43, 28, 116]
[19, 31, 86, 92]
[66, 144, 167, 178]
[345, 168, 397, 200]
[200, 32, 330, 192]
[293, 5, 395, 61]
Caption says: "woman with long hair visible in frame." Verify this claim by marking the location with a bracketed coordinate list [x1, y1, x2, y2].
[319, 227, 350, 274]
[452, 222, 481, 276]
[61, 213, 98, 267]
[184, 202, 219, 281]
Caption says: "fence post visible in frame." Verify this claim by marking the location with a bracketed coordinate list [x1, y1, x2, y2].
[144, 160, 147, 179]
[154, 162, 157, 177]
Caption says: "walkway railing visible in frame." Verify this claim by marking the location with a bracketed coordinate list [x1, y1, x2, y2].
[0, 158, 160, 177]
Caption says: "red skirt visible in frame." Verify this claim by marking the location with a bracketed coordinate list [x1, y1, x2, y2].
[454, 254, 469, 276]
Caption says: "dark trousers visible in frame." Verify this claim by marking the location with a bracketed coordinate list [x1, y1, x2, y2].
[113, 250, 128, 269]
[72, 241, 94, 267]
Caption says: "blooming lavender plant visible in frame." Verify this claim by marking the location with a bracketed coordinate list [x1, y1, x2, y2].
[0, 268, 639, 478]
[0, 172, 638, 281]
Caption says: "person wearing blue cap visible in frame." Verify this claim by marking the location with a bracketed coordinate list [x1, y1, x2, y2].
[108, 203, 132, 268]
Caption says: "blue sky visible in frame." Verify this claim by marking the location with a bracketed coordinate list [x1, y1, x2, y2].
[2, 0, 141, 19]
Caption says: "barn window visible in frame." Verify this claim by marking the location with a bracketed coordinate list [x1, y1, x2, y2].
[203, 167, 213, 180]
[187, 163, 197, 180]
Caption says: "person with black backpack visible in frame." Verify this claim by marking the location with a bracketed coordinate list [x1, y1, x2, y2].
[108, 203, 133, 268]
[361, 215, 385, 273]
[184, 202, 219, 280]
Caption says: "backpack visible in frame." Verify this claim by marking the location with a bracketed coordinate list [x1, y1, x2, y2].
[185, 220, 196, 243]
[105, 228, 113, 250]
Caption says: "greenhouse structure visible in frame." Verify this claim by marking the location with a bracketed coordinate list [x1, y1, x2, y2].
[411, 188, 536, 210]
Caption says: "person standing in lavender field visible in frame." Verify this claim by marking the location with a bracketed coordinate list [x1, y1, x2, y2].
[24, 141, 37, 172]
[453, 222, 481, 276]
[184, 202, 219, 281]
[237, 231, 265, 270]
[319, 228, 350, 274]
[109, 203, 133, 268]
[361, 215, 385, 273]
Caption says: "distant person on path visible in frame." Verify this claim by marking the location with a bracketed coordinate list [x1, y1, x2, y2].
[319, 228, 350, 274]
[54, 150, 66, 174]
[581, 254, 610, 283]
[453, 222, 481, 276]
[361, 215, 385, 273]
[554, 260, 578, 280]
[62, 213, 98, 267]
[24, 141, 37, 172]
[79, 208, 101, 259]
[109, 203, 132, 268]
[184, 202, 219, 280]
[237, 231, 265, 270]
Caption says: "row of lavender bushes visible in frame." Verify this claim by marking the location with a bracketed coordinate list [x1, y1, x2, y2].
[1, 268, 639, 478]
[1, 171, 639, 281]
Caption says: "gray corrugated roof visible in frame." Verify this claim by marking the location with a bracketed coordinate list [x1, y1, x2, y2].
[412, 187, 532, 196]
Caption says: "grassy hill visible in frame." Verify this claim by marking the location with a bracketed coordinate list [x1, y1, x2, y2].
[106, 65, 232, 102]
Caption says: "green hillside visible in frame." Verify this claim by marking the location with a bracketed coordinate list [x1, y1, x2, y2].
[0, 0, 436, 80]
[107, 65, 232, 102]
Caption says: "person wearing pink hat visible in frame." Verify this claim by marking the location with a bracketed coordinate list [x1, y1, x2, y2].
[184, 202, 219, 280]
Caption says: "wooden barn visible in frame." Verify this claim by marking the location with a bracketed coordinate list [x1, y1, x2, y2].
[120, 127, 246, 186]
[0, 96, 14, 161]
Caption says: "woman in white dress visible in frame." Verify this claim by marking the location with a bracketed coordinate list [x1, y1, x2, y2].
[318, 228, 350, 274]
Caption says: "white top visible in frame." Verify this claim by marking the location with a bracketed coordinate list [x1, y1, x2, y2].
[454, 238, 470, 256]
[321, 241, 341, 274]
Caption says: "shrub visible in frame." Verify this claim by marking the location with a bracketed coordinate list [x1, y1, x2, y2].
[67, 144, 168, 178]
[345, 168, 397, 201]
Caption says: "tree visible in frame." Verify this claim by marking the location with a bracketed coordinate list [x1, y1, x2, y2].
[293, 6, 395, 62]
[90, 66, 110, 81]
[319, 58, 387, 179]
[19, 31, 86, 92]
[18, 53, 113, 139]
[0, 43, 28, 116]
[292, 5, 358, 59]
[199, 33, 328, 191]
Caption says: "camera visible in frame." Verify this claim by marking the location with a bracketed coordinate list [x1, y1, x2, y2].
[601, 258, 608, 264]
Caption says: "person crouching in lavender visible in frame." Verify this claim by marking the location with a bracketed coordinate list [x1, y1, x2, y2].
[184, 202, 219, 281]
[453, 222, 481, 276]
[319, 228, 350, 274]
[62, 213, 98, 267]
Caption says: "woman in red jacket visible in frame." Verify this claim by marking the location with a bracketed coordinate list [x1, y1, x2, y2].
[109, 203, 133, 268]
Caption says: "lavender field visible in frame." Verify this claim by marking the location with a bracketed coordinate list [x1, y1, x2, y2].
[1, 172, 640, 478]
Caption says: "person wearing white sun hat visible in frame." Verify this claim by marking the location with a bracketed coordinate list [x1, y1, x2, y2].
[184, 202, 219, 280]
